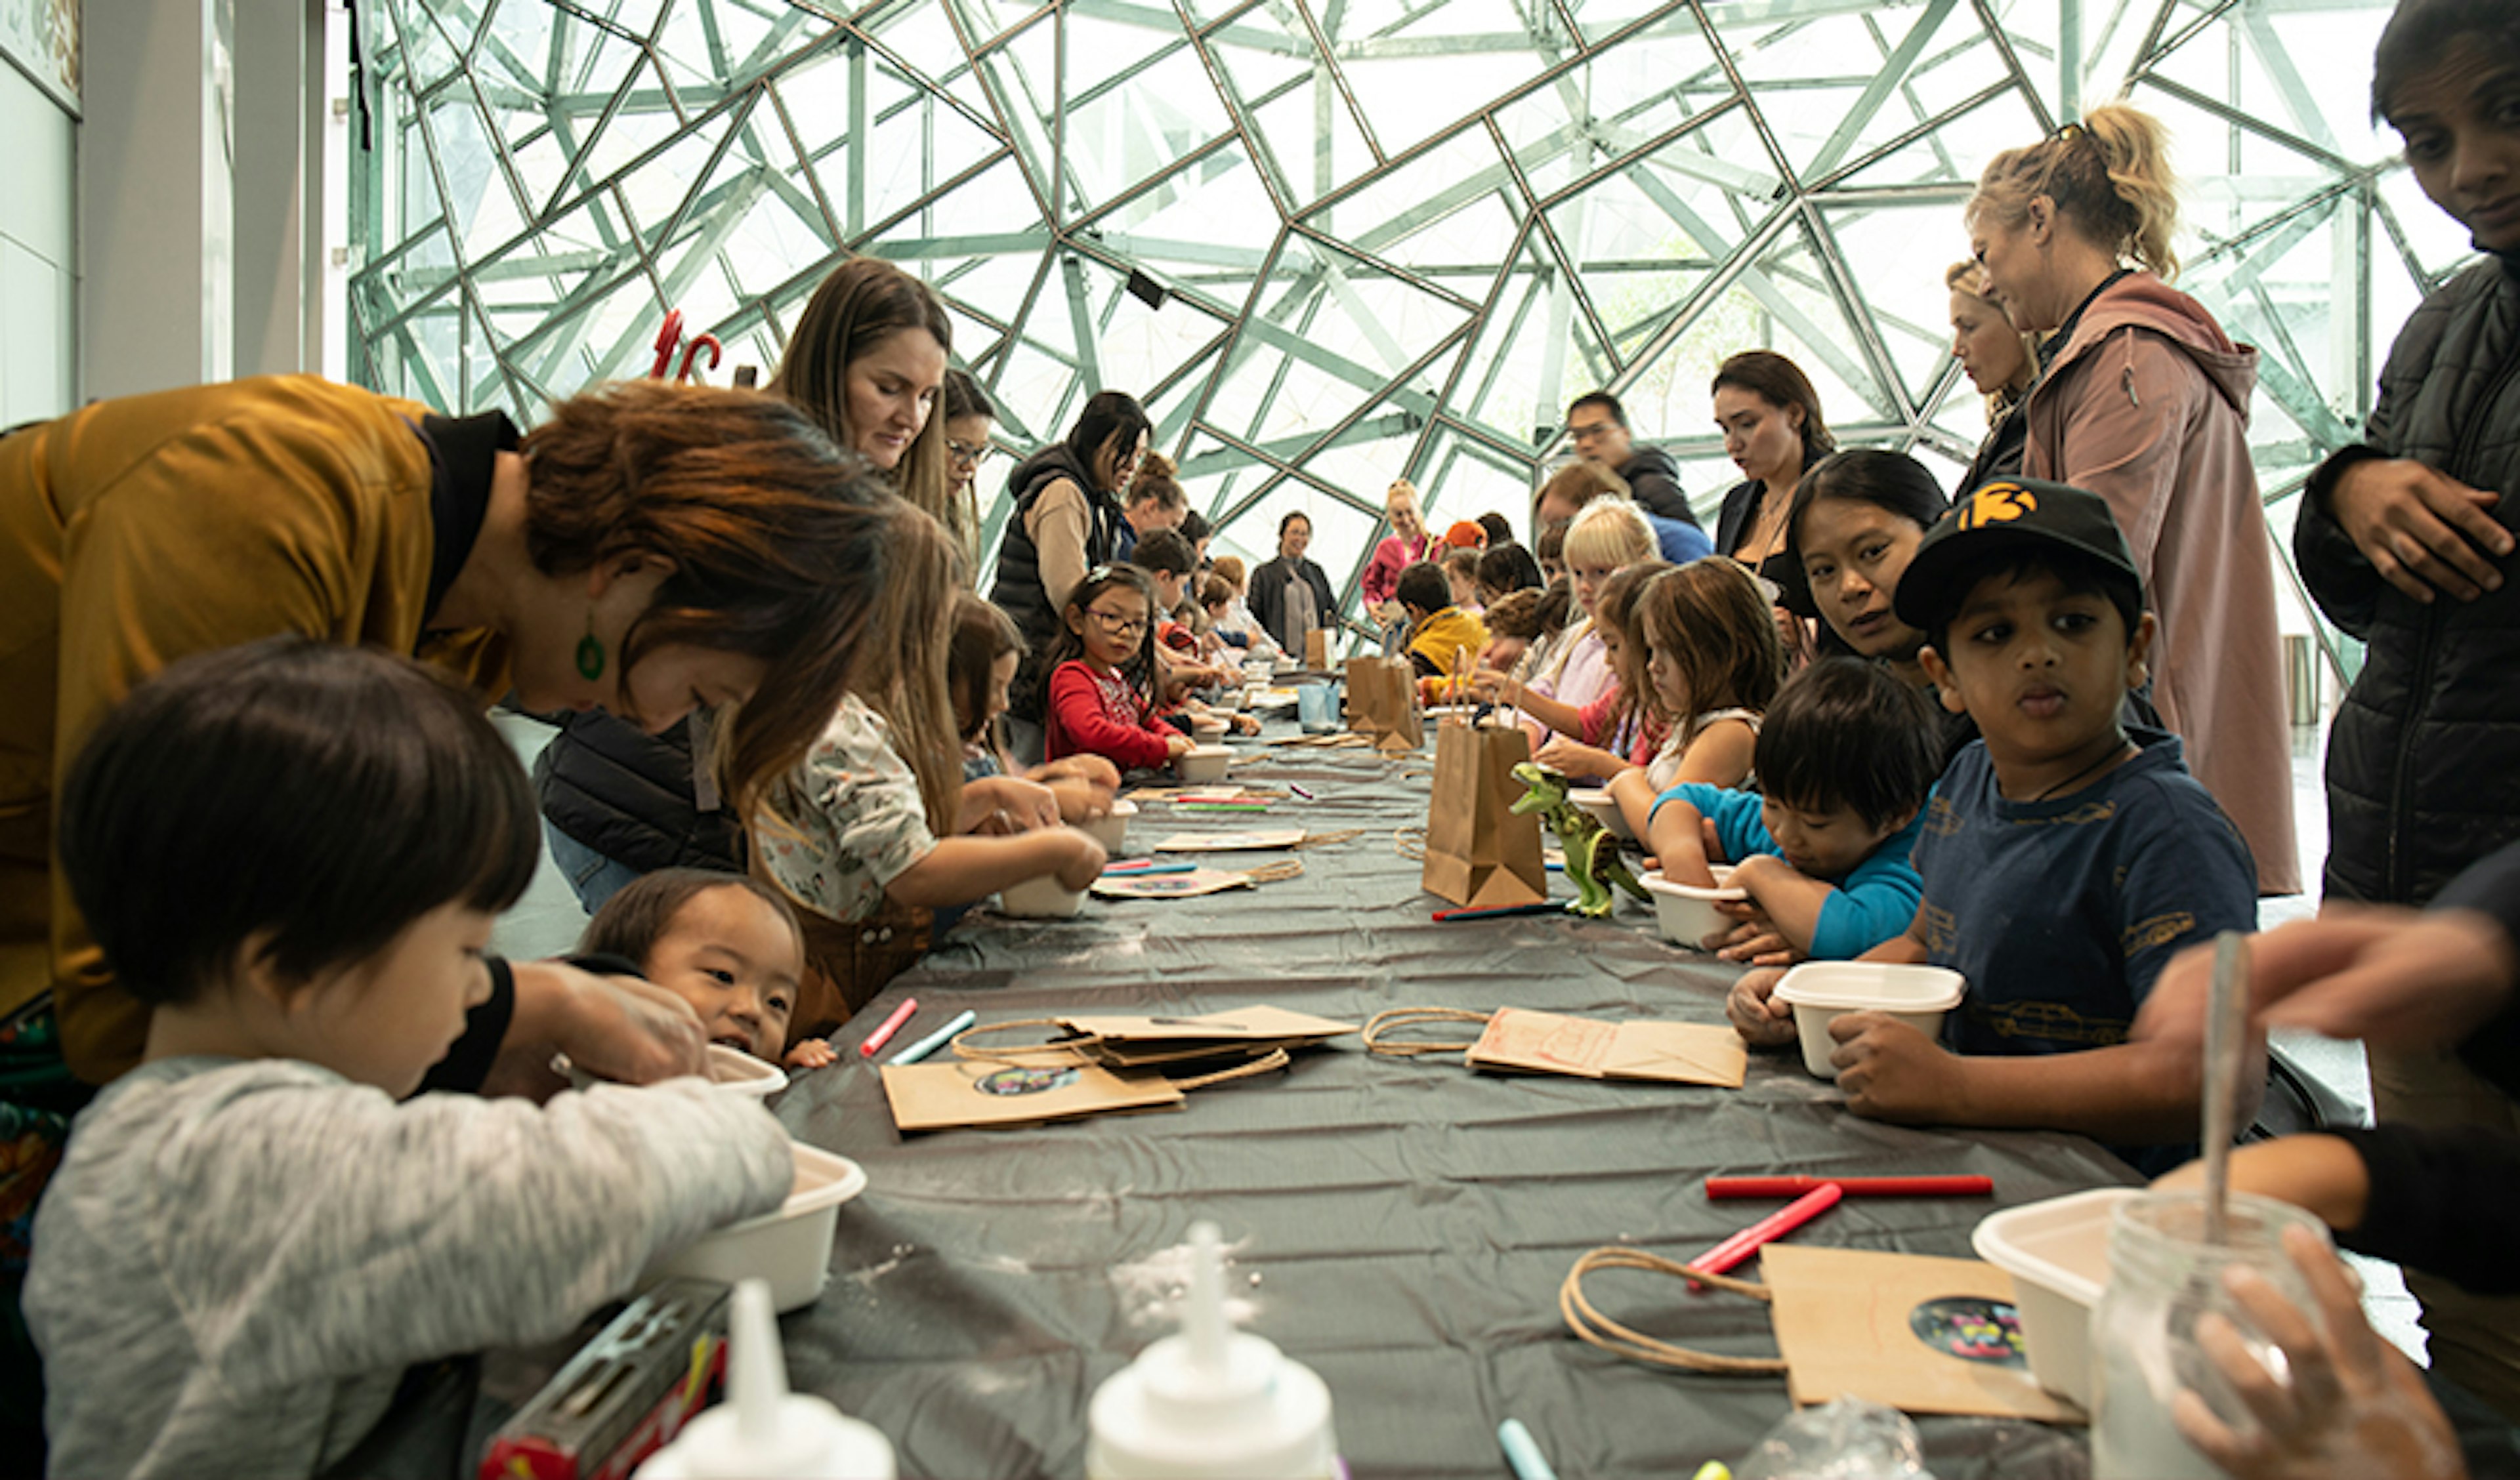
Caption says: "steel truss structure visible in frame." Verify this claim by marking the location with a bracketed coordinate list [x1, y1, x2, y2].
[350, 0, 2472, 651]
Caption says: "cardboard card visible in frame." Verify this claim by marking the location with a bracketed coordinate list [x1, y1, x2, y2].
[1092, 869, 1255, 899]
[1761, 1244, 2086, 1425]
[1062, 1005, 1358, 1044]
[1465, 1008, 1746, 1088]
[1152, 828, 1307, 853]
[881, 1059, 1185, 1132]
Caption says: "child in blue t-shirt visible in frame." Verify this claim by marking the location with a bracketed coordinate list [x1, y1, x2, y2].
[1645, 658, 1942, 962]
[1728, 479, 2255, 1166]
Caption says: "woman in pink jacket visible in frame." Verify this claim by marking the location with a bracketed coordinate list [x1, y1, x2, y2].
[1361, 478, 1441, 623]
[1966, 103, 2300, 895]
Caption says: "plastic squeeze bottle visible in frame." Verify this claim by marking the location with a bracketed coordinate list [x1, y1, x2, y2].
[1086, 1222, 1339, 1479]
[638, 1279, 895, 1479]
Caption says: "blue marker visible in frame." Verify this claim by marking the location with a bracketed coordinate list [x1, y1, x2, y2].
[1498, 1419, 1557, 1480]
[888, 1008, 977, 1066]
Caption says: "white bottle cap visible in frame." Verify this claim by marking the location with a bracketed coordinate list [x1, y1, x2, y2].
[638, 1279, 896, 1480]
[1086, 1222, 1338, 1480]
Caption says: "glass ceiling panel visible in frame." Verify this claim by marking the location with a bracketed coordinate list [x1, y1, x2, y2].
[354, 0, 2452, 664]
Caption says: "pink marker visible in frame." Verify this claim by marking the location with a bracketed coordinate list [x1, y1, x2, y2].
[858, 997, 919, 1058]
[1687, 1183, 1842, 1287]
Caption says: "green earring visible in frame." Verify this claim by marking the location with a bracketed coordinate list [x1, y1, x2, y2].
[576, 612, 606, 682]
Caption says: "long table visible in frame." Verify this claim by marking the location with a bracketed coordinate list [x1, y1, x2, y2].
[768, 733, 2127, 1479]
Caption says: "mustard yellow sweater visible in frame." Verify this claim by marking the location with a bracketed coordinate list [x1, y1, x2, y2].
[0, 376, 510, 1082]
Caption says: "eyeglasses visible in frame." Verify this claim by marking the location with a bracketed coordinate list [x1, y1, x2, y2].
[1085, 607, 1149, 636]
[947, 440, 993, 466]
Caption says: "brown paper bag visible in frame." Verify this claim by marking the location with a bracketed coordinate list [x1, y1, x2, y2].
[1305, 626, 1333, 670]
[1421, 722, 1546, 907]
[1466, 1008, 1745, 1088]
[1762, 1245, 2085, 1424]
[1341, 656, 1421, 750]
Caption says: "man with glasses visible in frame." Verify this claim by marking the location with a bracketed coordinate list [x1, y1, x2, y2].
[1566, 390, 1702, 530]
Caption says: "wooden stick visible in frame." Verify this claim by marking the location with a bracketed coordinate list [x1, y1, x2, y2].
[2202, 930, 2251, 1245]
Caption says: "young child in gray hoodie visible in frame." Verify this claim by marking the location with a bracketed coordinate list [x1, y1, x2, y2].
[26, 638, 794, 1479]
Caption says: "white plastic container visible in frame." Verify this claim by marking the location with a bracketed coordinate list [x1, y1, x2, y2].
[567, 1043, 788, 1099]
[1087, 1223, 1338, 1479]
[1176, 745, 1233, 783]
[1192, 714, 1230, 737]
[637, 1279, 895, 1478]
[999, 871, 1087, 918]
[1211, 688, 1244, 712]
[649, 1143, 868, 1313]
[1970, 1187, 2135, 1407]
[1639, 866, 1741, 950]
[705, 1043, 789, 1099]
[1570, 788, 1635, 842]
[1081, 798, 1137, 855]
[1772, 962, 1965, 1079]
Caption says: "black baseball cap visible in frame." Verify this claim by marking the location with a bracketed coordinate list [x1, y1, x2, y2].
[1891, 478, 2144, 634]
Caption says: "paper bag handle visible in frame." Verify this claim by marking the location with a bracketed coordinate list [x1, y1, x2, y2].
[1559, 1246, 1788, 1376]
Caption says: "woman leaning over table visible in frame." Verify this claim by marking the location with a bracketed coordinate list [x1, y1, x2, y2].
[1965, 102, 2297, 895]
[0, 376, 927, 1092]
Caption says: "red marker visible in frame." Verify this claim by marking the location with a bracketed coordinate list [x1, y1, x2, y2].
[1705, 1175, 1993, 1200]
[1687, 1183, 1841, 1287]
[858, 997, 919, 1058]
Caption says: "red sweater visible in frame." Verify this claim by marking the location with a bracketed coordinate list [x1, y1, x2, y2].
[1047, 660, 1175, 770]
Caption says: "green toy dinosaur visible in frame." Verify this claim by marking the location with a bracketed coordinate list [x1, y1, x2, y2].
[1509, 762, 1649, 918]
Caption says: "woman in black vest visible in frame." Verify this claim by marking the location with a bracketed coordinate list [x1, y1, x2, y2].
[988, 391, 1152, 733]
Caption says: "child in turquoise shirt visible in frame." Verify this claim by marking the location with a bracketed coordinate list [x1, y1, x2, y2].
[1647, 658, 1942, 962]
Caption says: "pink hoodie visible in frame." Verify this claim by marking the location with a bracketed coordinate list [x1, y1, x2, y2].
[2022, 273, 2300, 895]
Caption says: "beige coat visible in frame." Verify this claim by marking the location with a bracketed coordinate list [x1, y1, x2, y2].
[2023, 274, 2300, 894]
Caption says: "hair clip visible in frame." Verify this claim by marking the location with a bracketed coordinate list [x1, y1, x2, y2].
[2053, 120, 2086, 144]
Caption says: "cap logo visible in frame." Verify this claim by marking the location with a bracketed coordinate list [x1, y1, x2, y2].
[1961, 482, 2038, 529]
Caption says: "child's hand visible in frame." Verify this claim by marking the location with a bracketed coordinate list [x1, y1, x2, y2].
[1046, 775, 1116, 824]
[1713, 898, 1798, 966]
[1534, 735, 1618, 780]
[1830, 1012, 1964, 1123]
[1727, 968, 1797, 1048]
[2172, 1223, 2464, 1480]
[1054, 829, 1110, 890]
[1471, 667, 1513, 700]
[1230, 713, 1260, 735]
[783, 1038, 839, 1071]
[1166, 732, 1194, 759]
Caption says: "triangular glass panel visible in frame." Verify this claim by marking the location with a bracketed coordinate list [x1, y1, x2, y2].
[1305, 125, 1523, 276]
[1057, 11, 1234, 218]
[1338, 0, 1581, 159]
[1492, 10, 1719, 201]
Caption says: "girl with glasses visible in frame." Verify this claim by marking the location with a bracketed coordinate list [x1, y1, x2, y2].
[1040, 566, 1195, 771]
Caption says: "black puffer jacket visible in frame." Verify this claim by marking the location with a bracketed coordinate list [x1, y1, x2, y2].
[988, 445, 1122, 721]
[534, 712, 744, 874]
[1614, 446, 1702, 529]
[2298, 251, 2520, 906]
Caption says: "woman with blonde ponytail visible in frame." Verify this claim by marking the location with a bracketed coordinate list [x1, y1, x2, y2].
[1965, 101, 2298, 895]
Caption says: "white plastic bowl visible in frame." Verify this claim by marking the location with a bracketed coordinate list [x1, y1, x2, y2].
[1772, 962, 1966, 1079]
[703, 1042, 789, 1099]
[1175, 745, 1233, 783]
[1570, 788, 1635, 842]
[1080, 798, 1136, 854]
[648, 1142, 868, 1313]
[1191, 714, 1230, 737]
[999, 869, 1087, 918]
[1211, 688, 1244, 712]
[566, 1042, 788, 1098]
[1639, 866, 1742, 949]
[1971, 1187, 2137, 1407]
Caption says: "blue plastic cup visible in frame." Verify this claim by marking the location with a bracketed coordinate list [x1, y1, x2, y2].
[1297, 682, 1339, 733]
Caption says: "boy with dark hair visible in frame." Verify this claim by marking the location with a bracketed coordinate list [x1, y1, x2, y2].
[1396, 562, 1488, 681]
[29, 638, 791, 1478]
[1730, 480, 2254, 1168]
[1647, 658, 1941, 960]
